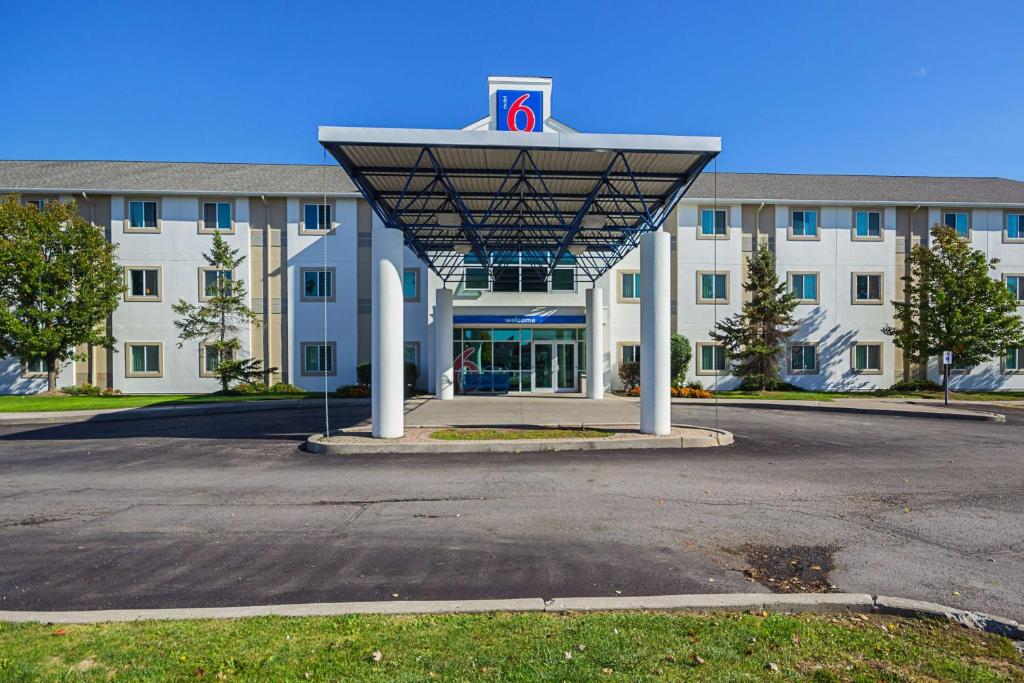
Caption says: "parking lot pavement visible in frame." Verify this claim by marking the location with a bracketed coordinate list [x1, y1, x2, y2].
[1, 403, 1022, 620]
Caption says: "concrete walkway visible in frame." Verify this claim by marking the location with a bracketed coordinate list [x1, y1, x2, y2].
[0, 393, 1006, 426]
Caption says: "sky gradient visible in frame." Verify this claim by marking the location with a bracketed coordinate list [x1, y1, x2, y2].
[2, 1, 1021, 179]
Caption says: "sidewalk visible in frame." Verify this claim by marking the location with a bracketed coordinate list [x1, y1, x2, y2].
[0, 393, 1007, 426]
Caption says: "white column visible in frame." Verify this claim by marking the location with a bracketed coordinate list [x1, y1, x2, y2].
[585, 287, 604, 399]
[640, 231, 671, 435]
[371, 223, 404, 438]
[434, 288, 454, 400]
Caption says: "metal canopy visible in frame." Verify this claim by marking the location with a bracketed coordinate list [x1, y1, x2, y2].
[319, 126, 721, 283]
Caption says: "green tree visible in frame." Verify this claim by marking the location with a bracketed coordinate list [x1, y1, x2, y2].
[883, 225, 1024, 383]
[0, 196, 122, 393]
[670, 333, 692, 387]
[172, 231, 269, 392]
[709, 244, 799, 390]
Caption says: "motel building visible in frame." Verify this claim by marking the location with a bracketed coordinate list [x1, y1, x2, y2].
[2, 76, 1024, 435]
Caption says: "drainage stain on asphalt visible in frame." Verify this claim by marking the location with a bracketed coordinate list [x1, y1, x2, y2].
[741, 544, 838, 593]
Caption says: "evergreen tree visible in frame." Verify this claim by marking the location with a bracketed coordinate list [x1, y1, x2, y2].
[883, 225, 1024, 379]
[172, 231, 269, 392]
[670, 333, 692, 387]
[709, 244, 799, 390]
[0, 196, 122, 393]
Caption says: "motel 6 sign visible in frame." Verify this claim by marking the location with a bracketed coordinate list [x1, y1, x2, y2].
[496, 90, 543, 132]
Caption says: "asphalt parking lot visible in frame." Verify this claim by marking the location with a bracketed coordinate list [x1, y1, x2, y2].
[1, 402, 1022, 620]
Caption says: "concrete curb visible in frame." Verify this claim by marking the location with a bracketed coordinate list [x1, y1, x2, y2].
[305, 424, 734, 455]
[0, 398, 371, 426]
[671, 398, 1006, 422]
[2, 593, 1020, 640]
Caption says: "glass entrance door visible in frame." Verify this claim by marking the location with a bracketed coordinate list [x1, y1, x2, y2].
[556, 342, 576, 390]
[533, 343, 554, 391]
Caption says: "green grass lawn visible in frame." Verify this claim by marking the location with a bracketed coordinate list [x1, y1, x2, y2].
[0, 392, 321, 413]
[430, 427, 614, 441]
[1, 611, 1021, 681]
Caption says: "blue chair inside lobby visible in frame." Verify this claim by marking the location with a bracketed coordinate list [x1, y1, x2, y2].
[460, 371, 511, 394]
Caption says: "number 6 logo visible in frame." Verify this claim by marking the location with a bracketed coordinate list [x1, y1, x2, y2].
[506, 93, 536, 132]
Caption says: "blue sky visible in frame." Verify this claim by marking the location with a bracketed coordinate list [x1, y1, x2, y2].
[2, 0, 1021, 179]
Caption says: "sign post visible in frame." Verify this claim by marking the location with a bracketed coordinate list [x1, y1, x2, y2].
[942, 351, 953, 406]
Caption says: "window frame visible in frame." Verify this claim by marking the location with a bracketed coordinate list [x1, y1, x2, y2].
[124, 265, 162, 302]
[618, 270, 641, 303]
[696, 271, 730, 305]
[124, 342, 163, 378]
[941, 209, 971, 239]
[851, 272, 884, 305]
[1003, 347, 1024, 374]
[20, 357, 49, 378]
[851, 342, 883, 375]
[695, 342, 728, 376]
[789, 343, 819, 374]
[788, 207, 821, 241]
[788, 271, 820, 304]
[124, 198, 161, 233]
[299, 266, 336, 302]
[403, 268, 421, 302]
[300, 341, 337, 377]
[697, 206, 729, 240]
[198, 267, 235, 303]
[299, 201, 334, 235]
[852, 209, 884, 242]
[1004, 211, 1024, 243]
[199, 343, 234, 378]
[617, 342, 641, 365]
[199, 198, 236, 235]
[1003, 273, 1024, 305]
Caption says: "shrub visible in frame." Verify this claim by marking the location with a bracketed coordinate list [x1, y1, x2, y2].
[670, 333, 692, 386]
[671, 386, 712, 399]
[100, 387, 123, 396]
[269, 382, 304, 394]
[356, 362, 371, 386]
[61, 384, 103, 396]
[618, 361, 640, 391]
[889, 378, 943, 392]
[336, 384, 370, 398]
[685, 380, 704, 390]
[229, 382, 305, 395]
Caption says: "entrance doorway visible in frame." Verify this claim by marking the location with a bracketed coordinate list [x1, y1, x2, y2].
[533, 341, 576, 392]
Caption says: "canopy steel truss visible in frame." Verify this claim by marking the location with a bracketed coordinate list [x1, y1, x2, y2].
[321, 128, 719, 284]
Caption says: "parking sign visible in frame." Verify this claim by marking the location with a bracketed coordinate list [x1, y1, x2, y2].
[942, 350, 953, 365]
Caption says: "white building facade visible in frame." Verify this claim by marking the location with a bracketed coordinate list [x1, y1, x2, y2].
[2, 81, 1023, 396]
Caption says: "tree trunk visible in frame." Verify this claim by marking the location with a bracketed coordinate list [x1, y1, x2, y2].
[46, 354, 58, 393]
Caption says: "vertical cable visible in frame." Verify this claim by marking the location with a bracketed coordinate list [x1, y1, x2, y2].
[713, 158, 719, 433]
[322, 149, 331, 438]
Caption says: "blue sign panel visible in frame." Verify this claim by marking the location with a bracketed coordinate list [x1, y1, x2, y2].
[495, 90, 543, 133]
[454, 314, 584, 325]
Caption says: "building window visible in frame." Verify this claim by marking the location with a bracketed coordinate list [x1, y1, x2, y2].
[1006, 347, 1024, 373]
[699, 208, 728, 237]
[1005, 274, 1024, 304]
[24, 199, 47, 211]
[302, 268, 335, 301]
[790, 209, 818, 239]
[697, 271, 729, 304]
[789, 272, 818, 303]
[302, 203, 333, 233]
[854, 210, 882, 239]
[125, 267, 161, 301]
[619, 271, 640, 302]
[201, 201, 233, 233]
[463, 264, 489, 291]
[852, 343, 882, 374]
[1006, 213, 1024, 242]
[301, 342, 336, 376]
[551, 267, 575, 291]
[200, 268, 233, 300]
[126, 343, 162, 377]
[21, 357, 48, 377]
[403, 269, 420, 301]
[697, 343, 727, 375]
[853, 273, 883, 304]
[943, 211, 970, 238]
[790, 344, 818, 373]
[404, 342, 420, 377]
[127, 200, 158, 232]
[201, 344, 233, 377]
[621, 343, 640, 364]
